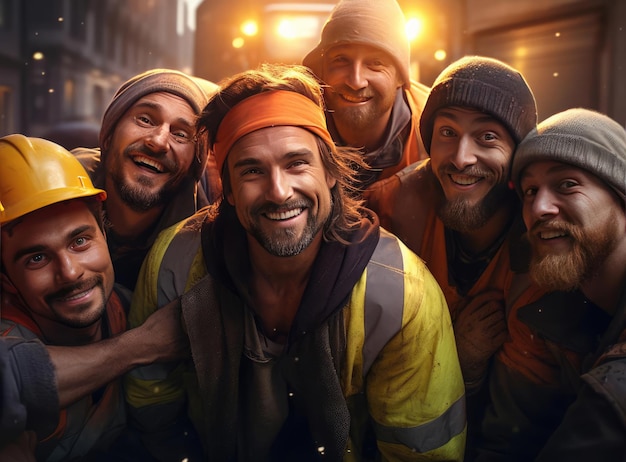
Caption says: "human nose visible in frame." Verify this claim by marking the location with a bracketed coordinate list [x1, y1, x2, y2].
[526, 188, 559, 222]
[265, 168, 292, 203]
[145, 124, 171, 151]
[345, 62, 368, 90]
[450, 135, 477, 170]
[55, 252, 83, 283]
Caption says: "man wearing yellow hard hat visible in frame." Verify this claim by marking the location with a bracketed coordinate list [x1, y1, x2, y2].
[0, 135, 191, 461]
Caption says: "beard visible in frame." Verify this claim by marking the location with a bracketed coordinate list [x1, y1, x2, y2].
[109, 144, 183, 213]
[327, 86, 396, 134]
[248, 199, 328, 257]
[528, 217, 618, 292]
[437, 181, 514, 232]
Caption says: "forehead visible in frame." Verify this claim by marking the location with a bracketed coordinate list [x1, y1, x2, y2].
[229, 126, 319, 160]
[2, 200, 98, 244]
[129, 92, 195, 116]
[325, 42, 393, 61]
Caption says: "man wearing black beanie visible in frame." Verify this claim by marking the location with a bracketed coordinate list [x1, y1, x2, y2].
[479, 108, 626, 461]
[365, 55, 539, 460]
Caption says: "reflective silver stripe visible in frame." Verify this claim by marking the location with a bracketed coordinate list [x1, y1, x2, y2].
[156, 215, 204, 308]
[362, 228, 405, 377]
[373, 394, 466, 451]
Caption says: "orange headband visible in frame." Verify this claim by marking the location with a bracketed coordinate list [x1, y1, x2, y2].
[212, 90, 334, 173]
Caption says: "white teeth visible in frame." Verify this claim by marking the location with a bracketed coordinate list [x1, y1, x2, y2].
[341, 94, 368, 103]
[62, 289, 90, 301]
[540, 231, 566, 239]
[132, 156, 164, 173]
[450, 174, 480, 185]
[266, 208, 303, 220]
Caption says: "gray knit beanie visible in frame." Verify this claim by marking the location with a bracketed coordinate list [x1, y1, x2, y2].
[420, 56, 537, 154]
[99, 68, 218, 180]
[512, 108, 626, 201]
[302, 0, 411, 88]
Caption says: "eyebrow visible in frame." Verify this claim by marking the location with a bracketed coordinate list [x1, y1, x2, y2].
[232, 148, 315, 170]
[11, 224, 96, 264]
[131, 101, 195, 129]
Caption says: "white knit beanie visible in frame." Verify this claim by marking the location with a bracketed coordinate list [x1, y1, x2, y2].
[302, 0, 411, 88]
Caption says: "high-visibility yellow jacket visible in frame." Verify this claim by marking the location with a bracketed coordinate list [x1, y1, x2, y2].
[126, 206, 466, 461]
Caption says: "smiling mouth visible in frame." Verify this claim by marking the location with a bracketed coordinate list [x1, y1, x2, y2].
[340, 93, 371, 104]
[265, 208, 304, 221]
[539, 230, 568, 240]
[132, 155, 165, 173]
[449, 174, 481, 186]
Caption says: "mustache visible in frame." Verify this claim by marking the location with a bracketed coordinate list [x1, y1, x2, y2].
[328, 85, 374, 100]
[45, 276, 102, 304]
[252, 199, 312, 216]
[440, 165, 493, 177]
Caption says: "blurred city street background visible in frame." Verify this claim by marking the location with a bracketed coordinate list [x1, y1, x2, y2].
[1, 0, 625, 149]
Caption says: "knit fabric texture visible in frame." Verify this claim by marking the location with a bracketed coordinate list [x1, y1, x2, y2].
[419, 56, 537, 153]
[302, 0, 411, 88]
[99, 68, 218, 179]
[512, 107, 626, 200]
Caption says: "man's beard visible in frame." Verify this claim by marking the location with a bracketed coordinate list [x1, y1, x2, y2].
[529, 217, 618, 292]
[112, 173, 170, 212]
[248, 199, 328, 257]
[437, 181, 513, 232]
[332, 104, 378, 133]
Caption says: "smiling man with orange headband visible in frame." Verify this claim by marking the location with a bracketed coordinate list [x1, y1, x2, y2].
[126, 63, 466, 461]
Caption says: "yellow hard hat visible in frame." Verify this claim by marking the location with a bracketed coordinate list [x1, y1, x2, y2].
[0, 134, 107, 225]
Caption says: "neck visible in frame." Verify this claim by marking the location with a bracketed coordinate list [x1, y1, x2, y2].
[103, 181, 163, 240]
[36, 316, 103, 346]
[332, 110, 391, 152]
[455, 205, 514, 256]
[247, 234, 322, 341]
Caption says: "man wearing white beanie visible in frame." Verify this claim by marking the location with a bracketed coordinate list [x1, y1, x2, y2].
[303, 0, 430, 189]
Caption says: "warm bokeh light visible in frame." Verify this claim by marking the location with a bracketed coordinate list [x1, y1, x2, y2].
[276, 18, 298, 39]
[240, 20, 258, 37]
[434, 49, 447, 61]
[405, 16, 424, 42]
[32, 51, 44, 60]
[232, 37, 245, 49]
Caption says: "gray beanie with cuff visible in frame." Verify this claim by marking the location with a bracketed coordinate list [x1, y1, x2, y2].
[512, 107, 626, 201]
[420, 56, 537, 154]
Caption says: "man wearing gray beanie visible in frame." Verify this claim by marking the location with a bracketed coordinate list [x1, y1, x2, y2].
[365, 55, 538, 460]
[303, 0, 430, 189]
[73, 68, 219, 291]
[479, 108, 626, 461]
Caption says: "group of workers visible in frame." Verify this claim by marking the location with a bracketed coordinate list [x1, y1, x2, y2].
[1, 0, 625, 461]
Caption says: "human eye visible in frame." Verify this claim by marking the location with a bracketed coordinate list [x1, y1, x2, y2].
[171, 129, 194, 144]
[439, 126, 456, 137]
[25, 253, 48, 269]
[522, 186, 537, 198]
[133, 114, 153, 127]
[69, 235, 93, 252]
[559, 179, 579, 191]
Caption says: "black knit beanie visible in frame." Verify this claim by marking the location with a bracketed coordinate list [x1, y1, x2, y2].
[420, 56, 537, 153]
[512, 108, 626, 201]
[99, 68, 218, 180]
[303, 0, 411, 88]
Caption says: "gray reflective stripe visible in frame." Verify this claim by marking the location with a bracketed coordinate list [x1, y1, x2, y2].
[156, 216, 204, 308]
[362, 229, 405, 377]
[373, 394, 466, 452]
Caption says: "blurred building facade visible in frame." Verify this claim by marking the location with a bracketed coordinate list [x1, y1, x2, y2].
[0, 0, 196, 141]
[194, 0, 626, 125]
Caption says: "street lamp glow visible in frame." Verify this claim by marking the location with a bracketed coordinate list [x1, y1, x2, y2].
[241, 20, 258, 37]
[434, 49, 447, 61]
[232, 37, 245, 49]
[405, 17, 424, 42]
[32, 51, 44, 60]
